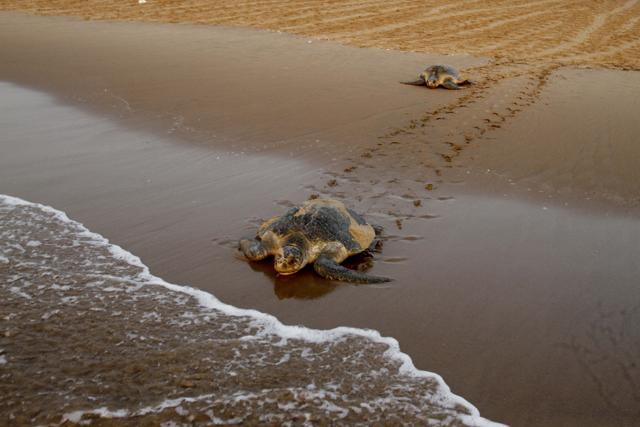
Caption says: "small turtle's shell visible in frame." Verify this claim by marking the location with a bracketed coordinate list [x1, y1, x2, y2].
[258, 199, 375, 256]
[424, 65, 461, 81]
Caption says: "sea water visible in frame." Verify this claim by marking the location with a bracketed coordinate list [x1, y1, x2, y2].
[0, 194, 501, 425]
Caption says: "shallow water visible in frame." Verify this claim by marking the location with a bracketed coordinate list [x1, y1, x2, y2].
[0, 195, 498, 426]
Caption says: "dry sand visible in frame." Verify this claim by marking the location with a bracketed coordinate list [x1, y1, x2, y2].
[1, 3, 640, 427]
[2, 0, 640, 70]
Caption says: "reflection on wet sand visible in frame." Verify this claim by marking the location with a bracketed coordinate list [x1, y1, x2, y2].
[245, 249, 384, 300]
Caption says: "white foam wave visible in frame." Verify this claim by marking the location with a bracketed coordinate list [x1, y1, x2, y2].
[0, 193, 504, 426]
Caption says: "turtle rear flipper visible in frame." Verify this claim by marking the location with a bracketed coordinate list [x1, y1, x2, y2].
[314, 256, 391, 284]
[458, 79, 473, 86]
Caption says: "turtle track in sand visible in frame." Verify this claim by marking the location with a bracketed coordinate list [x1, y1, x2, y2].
[306, 60, 558, 230]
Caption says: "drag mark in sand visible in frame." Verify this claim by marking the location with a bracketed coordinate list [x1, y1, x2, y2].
[0, 194, 502, 426]
[310, 61, 557, 225]
[390, 62, 557, 163]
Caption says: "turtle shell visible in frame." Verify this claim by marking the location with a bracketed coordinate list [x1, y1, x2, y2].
[258, 199, 375, 255]
[425, 64, 461, 80]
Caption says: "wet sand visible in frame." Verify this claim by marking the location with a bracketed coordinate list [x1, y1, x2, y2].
[465, 67, 640, 208]
[1, 12, 640, 427]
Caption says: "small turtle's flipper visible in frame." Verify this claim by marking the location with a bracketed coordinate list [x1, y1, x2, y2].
[442, 80, 461, 90]
[367, 238, 383, 253]
[239, 238, 269, 261]
[368, 226, 384, 253]
[458, 79, 473, 86]
[314, 256, 391, 284]
[401, 78, 426, 86]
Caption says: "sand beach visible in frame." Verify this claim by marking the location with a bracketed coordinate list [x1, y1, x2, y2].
[1, 2, 640, 426]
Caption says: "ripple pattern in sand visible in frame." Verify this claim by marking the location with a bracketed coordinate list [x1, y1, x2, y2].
[4, 0, 640, 70]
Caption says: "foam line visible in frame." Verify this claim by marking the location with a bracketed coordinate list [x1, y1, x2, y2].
[1, 194, 505, 426]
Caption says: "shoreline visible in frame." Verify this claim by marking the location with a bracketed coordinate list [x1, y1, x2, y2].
[0, 193, 501, 426]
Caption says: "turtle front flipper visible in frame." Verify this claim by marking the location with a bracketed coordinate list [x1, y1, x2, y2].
[239, 238, 269, 261]
[314, 255, 391, 284]
[401, 78, 426, 86]
[442, 80, 461, 90]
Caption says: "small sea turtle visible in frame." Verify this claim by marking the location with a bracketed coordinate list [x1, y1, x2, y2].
[239, 199, 390, 284]
[401, 65, 472, 90]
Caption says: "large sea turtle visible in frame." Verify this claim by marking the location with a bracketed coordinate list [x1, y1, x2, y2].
[401, 65, 472, 90]
[239, 199, 390, 284]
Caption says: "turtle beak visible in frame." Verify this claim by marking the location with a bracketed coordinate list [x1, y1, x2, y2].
[274, 246, 304, 274]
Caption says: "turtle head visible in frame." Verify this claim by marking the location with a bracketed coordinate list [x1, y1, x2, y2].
[426, 74, 440, 88]
[274, 245, 306, 275]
